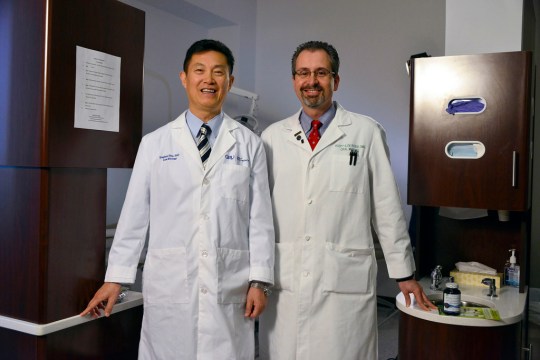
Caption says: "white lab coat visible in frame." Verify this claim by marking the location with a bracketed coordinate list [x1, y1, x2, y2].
[258, 104, 415, 360]
[105, 112, 275, 360]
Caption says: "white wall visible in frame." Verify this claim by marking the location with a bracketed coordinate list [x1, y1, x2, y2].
[446, 0, 523, 55]
[254, 0, 446, 220]
[106, 0, 447, 225]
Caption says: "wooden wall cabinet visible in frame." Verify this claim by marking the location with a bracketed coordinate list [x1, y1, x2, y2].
[408, 51, 533, 211]
[407, 51, 533, 290]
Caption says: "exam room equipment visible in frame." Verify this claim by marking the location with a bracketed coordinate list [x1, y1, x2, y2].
[229, 86, 260, 134]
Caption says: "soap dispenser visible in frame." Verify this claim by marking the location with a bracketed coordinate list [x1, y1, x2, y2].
[504, 249, 520, 287]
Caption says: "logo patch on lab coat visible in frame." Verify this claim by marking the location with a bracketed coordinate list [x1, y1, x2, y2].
[224, 153, 250, 166]
[159, 153, 180, 161]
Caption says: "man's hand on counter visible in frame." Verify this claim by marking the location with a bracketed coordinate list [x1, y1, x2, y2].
[80, 282, 122, 318]
[398, 279, 438, 311]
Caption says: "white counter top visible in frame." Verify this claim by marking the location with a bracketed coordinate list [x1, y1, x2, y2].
[396, 277, 527, 327]
[0, 291, 143, 336]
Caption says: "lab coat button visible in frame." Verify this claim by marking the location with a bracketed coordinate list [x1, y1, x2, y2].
[307, 199, 313, 204]
[310, 163, 315, 169]
[201, 288, 207, 294]
[202, 178, 209, 185]
[305, 236, 311, 241]
[201, 250, 208, 257]
[303, 271, 310, 277]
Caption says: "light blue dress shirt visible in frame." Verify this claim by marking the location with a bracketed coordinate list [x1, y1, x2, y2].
[185, 110, 224, 146]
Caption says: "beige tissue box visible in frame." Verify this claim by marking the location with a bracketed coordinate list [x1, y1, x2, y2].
[450, 269, 503, 289]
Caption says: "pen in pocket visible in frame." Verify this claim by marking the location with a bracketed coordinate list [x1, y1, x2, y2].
[349, 149, 358, 166]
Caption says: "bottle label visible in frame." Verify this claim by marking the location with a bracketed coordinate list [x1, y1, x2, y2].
[443, 293, 461, 314]
[506, 267, 519, 287]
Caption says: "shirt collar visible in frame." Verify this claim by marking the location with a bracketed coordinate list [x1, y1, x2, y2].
[186, 110, 224, 145]
[299, 101, 337, 136]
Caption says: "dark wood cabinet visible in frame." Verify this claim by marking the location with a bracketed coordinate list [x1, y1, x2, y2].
[408, 51, 533, 211]
[403, 51, 534, 359]
[0, 0, 145, 357]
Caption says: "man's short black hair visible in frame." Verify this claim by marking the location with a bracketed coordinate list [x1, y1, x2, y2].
[183, 39, 235, 75]
[291, 41, 340, 76]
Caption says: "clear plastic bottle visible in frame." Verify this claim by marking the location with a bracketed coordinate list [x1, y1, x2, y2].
[443, 282, 461, 316]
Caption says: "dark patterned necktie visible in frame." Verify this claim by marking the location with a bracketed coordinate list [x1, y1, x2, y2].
[197, 124, 212, 168]
[308, 120, 322, 150]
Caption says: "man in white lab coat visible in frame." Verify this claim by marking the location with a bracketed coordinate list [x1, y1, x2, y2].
[258, 41, 435, 360]
[81, 39, 275, 359]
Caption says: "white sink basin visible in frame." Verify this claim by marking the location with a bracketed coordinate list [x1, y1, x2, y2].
[427, 293, 494, 309]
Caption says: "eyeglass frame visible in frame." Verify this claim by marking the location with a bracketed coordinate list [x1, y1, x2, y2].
[293, 68, 336, 79]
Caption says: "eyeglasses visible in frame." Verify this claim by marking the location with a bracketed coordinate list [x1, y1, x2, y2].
[294, 68, 335, 79]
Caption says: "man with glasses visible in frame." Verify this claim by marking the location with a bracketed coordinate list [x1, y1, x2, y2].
[258, 41, 435, 360]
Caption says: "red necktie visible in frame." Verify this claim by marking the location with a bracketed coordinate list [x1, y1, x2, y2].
[308, 120, 321, 150]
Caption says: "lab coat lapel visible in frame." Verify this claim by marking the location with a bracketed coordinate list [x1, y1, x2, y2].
[205, 117, 236, 171]
[283, 112, 312, 153]
[312, 106, 350, 154]
[171, 113, 204, 170]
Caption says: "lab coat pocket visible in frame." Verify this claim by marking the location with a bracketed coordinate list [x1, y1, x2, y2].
[274, 242, 294, 291]
[323, 243, 373, 294]
[220, 164, 250, 202]
[143, 247, 189, 304]
[329, 154, 366, 194]
[217, 248, 250, 304]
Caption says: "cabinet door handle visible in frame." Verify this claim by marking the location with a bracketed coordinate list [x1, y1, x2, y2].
[512, 151, 517, 188]
[522, 343, 532, 360]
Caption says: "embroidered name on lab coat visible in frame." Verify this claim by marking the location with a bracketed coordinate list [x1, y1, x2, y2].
[159, 154, 180, 161]
[335, 144, 365, 152]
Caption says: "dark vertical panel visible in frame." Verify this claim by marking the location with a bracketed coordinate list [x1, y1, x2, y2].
[0, 0, 46, 166]
[0, 167, 44, 322]
[46, 168, 106, 323]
